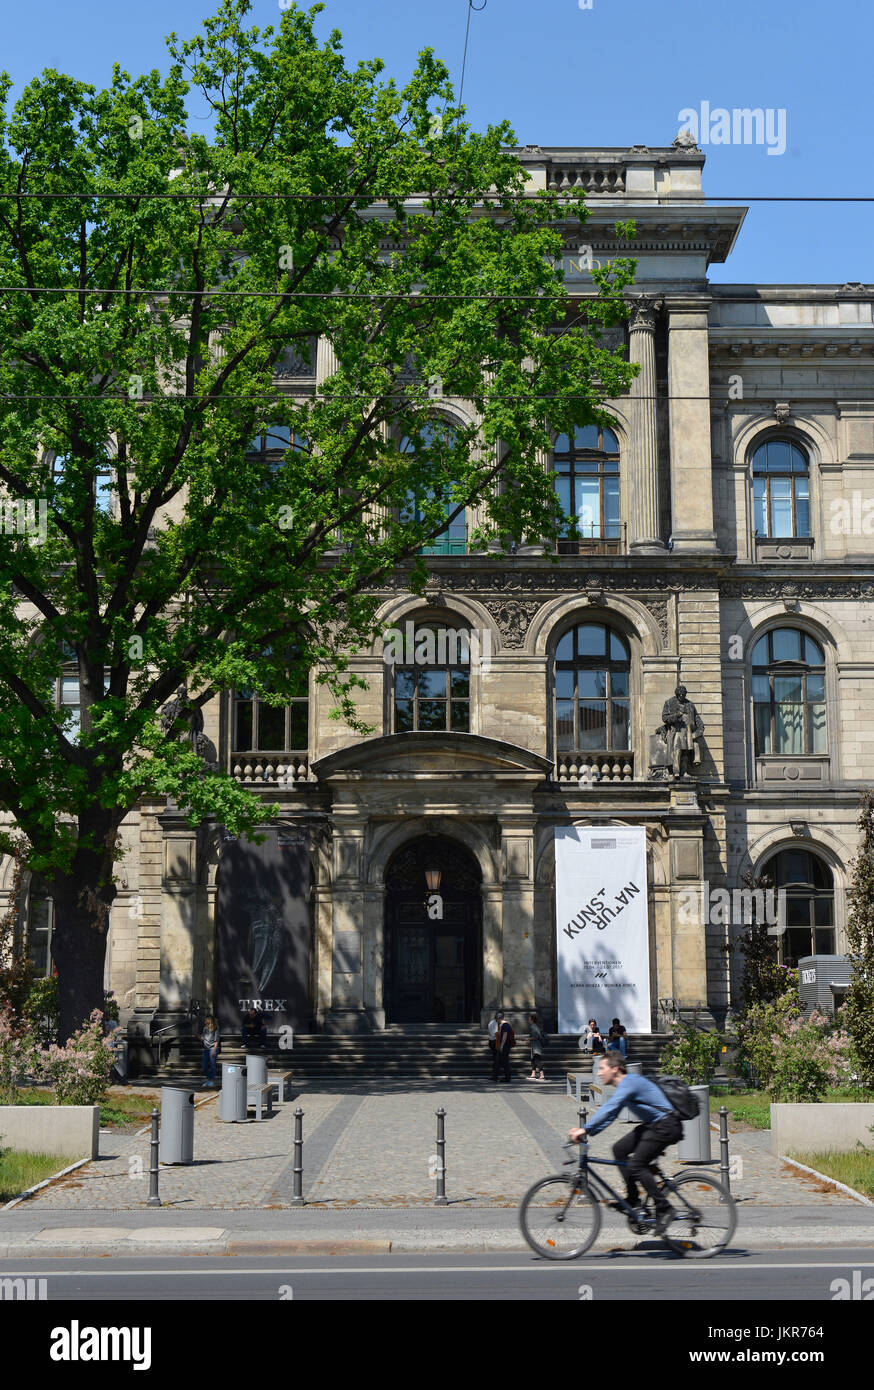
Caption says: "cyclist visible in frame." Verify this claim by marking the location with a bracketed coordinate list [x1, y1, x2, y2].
[568, 1049, 683, 1233]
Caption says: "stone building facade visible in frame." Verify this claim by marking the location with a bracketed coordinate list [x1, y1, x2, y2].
[5, 141, 873, 1037]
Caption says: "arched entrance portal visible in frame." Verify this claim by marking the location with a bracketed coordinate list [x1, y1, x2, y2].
[385, 837, 482, 1025]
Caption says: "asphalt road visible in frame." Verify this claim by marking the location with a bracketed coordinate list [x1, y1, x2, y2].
[3, 1248, 873, 1301]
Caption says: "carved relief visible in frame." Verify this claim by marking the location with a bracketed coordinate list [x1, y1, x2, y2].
[481, 599, 542, 648]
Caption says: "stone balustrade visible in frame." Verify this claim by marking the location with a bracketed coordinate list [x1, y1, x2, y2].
[555, 753, 634, 783]
[230, 753, 311, 784]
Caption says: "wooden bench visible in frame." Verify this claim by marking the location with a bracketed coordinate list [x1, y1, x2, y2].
[267, 1070, 293, 1106]
[566, 1072, 603, 1108]
[246, 1083, 274, 1121]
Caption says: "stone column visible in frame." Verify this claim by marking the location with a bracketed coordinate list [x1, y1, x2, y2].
[667, 299, 717, 553]
[156, 822, 197, 1028]
[499, 819, 537, 1023]
[326, 822, 368, 1032]
[316, 336, 339, 387]
[628, 298, 665, 553]
[667, 788, 712, 1021]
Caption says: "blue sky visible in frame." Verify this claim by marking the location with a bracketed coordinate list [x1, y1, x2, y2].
[3, 0, 871, 284]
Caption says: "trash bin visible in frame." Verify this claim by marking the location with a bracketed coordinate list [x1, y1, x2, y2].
[246, 1054, 268, 1087]
[159, 1086, 195, 1164]
[677, 1085, 711, 1162]
[619, 1062, 643, 1121]
[112, 1036, 129, 1083]
[219, 1062, 248, 1122]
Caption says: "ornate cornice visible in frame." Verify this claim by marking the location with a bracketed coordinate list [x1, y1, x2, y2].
[374, 568, 874, 608]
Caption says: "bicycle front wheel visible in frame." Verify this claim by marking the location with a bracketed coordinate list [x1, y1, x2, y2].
[662, 1172, 737, 1258]
[519, 1175, 602, 1260]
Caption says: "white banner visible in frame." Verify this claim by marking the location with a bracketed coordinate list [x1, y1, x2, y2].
[555, 825, 651, 1035]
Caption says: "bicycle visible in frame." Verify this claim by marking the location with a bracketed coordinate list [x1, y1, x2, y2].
[519, 1140, 737, 1260]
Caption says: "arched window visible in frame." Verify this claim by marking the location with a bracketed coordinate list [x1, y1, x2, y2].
[752, 439, 810, 538]
[392, 622, 470, 733]
[553, 425, 621, 554]
[761, 848, 835, 966]
[752, 628, 825, 756]
[400, 424, 466, 555]
[554, 623, 630, 754]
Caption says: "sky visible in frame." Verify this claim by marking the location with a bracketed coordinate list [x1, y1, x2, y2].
[2, 0, 871, 284]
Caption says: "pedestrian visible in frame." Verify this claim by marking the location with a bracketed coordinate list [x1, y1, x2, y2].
[494, 1012, 513, 1083]
[528, 1013, 546, 1081]
[488, 1010, 501, 1073]
[579, 1019, 605, 1055]
[241, 1005, 267, 1050]
[200, 1014, 221, 1088]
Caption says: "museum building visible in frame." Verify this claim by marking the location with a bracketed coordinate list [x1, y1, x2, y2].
[6, 139, 874, 1040]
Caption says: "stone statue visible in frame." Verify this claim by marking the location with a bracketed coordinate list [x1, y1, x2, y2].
[160, 684, 218, 772]
[656, 683, 705, 779]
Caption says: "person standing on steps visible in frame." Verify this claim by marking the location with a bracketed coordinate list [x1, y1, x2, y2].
[200, 1014, 221, 1088]
[494, 1012, 513, 1083]
[488, 1010, 501, 1075]
[528, 1013, 546, 1081]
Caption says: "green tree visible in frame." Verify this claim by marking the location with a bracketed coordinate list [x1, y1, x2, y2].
[844, 792, 874, 1087]
[0, 1, 637, 1038]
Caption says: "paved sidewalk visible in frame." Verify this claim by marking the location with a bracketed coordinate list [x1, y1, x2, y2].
[4, 1079, 869, 1220]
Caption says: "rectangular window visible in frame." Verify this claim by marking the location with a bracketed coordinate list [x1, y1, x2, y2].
[769, 477, 793, 536]
[27, 894, 53, 978]
[578, 700, 607, 750]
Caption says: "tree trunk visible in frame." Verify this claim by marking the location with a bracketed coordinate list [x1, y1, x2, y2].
[50, 867, 117, 1043]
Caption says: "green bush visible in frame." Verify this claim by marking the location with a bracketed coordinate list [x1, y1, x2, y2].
[23, 976, 60, 1046]
[660, 1019, 721, 1084]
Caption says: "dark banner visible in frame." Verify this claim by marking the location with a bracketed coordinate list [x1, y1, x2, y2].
[215, 826, 311, 1032]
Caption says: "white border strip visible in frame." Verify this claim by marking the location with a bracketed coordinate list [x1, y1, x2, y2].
[2, 1157, 91, 1211]
[779, 1153, 874, 1206]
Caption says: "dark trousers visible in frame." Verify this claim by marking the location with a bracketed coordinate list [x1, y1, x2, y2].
[242, 1027, 267, 1050]
[612, 1113, 683, 1207]
[493, 1046, 511, 1081]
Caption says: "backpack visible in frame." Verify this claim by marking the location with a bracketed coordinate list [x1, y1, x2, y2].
[505, 1024, 516, 1049]
[539, 1026, 549, 1049]
[656, 1075, 700, 1121]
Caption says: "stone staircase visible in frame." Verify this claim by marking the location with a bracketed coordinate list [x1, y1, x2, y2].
[136, 1025, 673, 1085]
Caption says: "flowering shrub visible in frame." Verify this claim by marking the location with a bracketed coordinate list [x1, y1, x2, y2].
[0, 1003, 38, 1104]
[738, 996, 856, 1102]
[37, 1011, 116, 1105]
[660, 1019, 722, 1084]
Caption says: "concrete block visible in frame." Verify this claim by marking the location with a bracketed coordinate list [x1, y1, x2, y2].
[0, 1104, 100, 1160]
[770, 1102, 874, 1156]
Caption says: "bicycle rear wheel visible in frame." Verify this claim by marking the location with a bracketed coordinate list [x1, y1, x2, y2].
[662, 1172, 737, 1258]
[519, 1175, 602, 1260]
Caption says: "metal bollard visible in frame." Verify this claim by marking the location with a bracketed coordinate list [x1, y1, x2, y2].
[290, 1107, 305, 1206]
[147, 1107, 162, 1207]
[718, 1105, 731, 1201]
[578, 1104, 588, 1133]
[434, 1107, 448, 1205]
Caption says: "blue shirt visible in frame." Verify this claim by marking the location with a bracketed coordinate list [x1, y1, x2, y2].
[584, 1073, 673, 1137]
